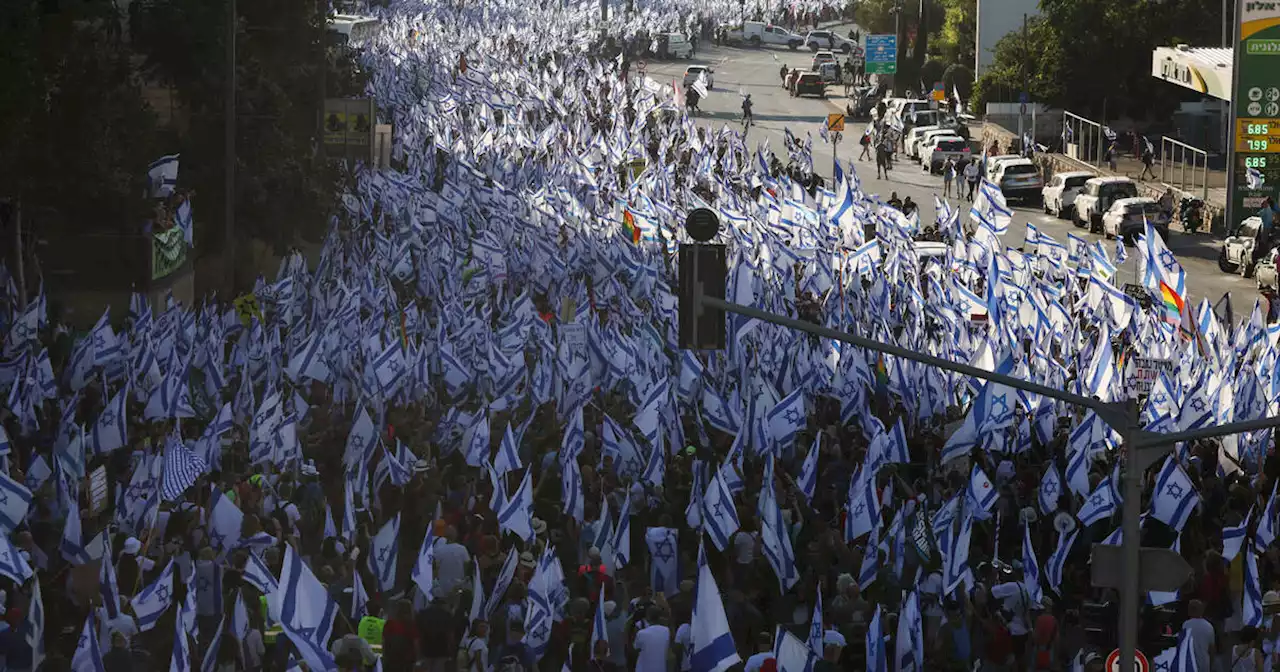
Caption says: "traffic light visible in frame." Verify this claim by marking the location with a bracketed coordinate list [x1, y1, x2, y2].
[678, 207, 726, 350]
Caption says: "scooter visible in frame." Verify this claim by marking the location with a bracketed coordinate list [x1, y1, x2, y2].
[1179, 196, 1205, 234]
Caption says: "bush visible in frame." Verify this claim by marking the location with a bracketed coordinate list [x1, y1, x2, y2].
[919, 58, 946, 92]
[942, 63, 974, 101]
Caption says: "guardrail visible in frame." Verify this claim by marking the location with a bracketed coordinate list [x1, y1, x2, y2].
[1062, 110, 1105, 166]
[1158, 136, 1210, 201]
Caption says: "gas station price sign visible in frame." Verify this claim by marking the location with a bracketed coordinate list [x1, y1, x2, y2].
[1237, 118, 1280, 153]
[1230, 3, 1280, 226]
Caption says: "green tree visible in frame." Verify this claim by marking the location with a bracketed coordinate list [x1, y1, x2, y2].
[0, 1, 165, 231]
[930, 0, 975, 67]
[971, 15, 1064, 112]
[132, 0, 364, 252]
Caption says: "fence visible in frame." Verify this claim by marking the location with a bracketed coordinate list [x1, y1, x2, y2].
[1062, 110, 1105, 166]
[1158, 136, 1210, 201]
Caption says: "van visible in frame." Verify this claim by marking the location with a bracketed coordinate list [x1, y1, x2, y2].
[664, 33, 694, 59]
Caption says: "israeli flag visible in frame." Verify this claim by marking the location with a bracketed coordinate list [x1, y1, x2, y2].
[161, 437, 208, 501]
[411, 523, 437, 599]
[1045, 528, 1078, 591]
[1245, 551, 1264, 627]
[1077, 477, 1120, 527]
[147, 154, 180, 198]
[1038, 465, 1063, 515]
[368, 513, 401, 592]
[866, 605, 887, 672]
[266, 545, 338, 672]
[200, 616, 226, 672]
[1022, 521, 1043, 605]
[72, 613, 105, 672]
[497, 468, 534, 542]
[774, 627, 819, 672]
[90, 385, 129, 454]
[171, 608, 191, 672]
[702, 470, 741, 552]
[493, 424, 523, 476]
[0, 470, 34, 532]
[691, 561, 741, 672]
[765, 389, 806, 451]
[131, 558, 176, 631]
[483, 547, 519, 618]
[241, 552, 279, 596]
[1223, 509, 1250, 562]
[1248, 166, 1266, 190]
[796, 433, 820, 503]
[1149, 456, 1199, 532]
[27, 576, 44, 670]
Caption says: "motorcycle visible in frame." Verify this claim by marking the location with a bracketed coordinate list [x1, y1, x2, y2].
[1257, 248, 1280, 290]
[1179, 196, 1205, 234]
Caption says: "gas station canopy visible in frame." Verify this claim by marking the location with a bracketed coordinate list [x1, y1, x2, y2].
[1151, 45, 1233, 101]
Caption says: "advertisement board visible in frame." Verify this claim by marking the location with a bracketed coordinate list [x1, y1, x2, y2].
[1230, 1, 1280, 225]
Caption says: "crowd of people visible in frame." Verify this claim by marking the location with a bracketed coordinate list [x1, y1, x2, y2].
[0, 0, 1276, 671]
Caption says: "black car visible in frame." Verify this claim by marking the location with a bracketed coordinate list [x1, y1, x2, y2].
[791, 72, 826, 98]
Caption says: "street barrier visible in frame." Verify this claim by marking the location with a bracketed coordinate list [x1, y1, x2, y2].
[1159, 136, 1210, 201]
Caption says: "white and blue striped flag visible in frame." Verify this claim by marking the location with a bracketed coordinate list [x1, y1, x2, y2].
[1149, 456, 1199, 532]
[645, 527, 679, 596]
[266, 544, 338, 672]
[90, 384, 129, 455]
[1045, 528, 1078, 591]
[1245, 551, 1264, 627]
[1022, 520, 1043, 605]
[368, 513, 401, 592]
[1078, 477, 1120, 527]
[26, 574, 44, 670]
[199, 616, 226, 672]
[702, 470, 740, 552]
[72, 612, 105, 672]
[170, 607, 191, 672]
[147, 154, 180, 198]
[497, 468, 534, 542]
[691, 561, 741, 672]
[161, 436, 208, 501]
[1038, 465, 1063, 515]
[131, 558, 176, 631]
[0, 470, 33, 532]
[867, 605, 887, 672]
[796, 433, 820, 503]
[966, 464, 998, 519]
[411, 522, 437, 599]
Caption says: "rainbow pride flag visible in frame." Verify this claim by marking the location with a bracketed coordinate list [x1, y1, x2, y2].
[622, 209, 640, 244]
[1159, 280, 1184, 324]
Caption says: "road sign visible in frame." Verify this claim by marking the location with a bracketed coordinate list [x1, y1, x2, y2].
[1090, 544, 1193, 593]
[931, 81, 946, 102]
[1125, 356, 1173, 398]
[864, 34, 897, 75]
[1105, 648, 1150, 672]
[826, 113, 845, 132]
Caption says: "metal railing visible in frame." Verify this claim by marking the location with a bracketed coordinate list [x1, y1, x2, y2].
[1062, 110, 1105, 166]
[1159, 136, 1210, 201]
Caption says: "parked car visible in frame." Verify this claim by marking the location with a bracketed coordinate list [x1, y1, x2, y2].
[992, 158, 1043, 204]
[1219, 216, 1262, 275]
[912, 129, 958, 160]
[1041, 171, 1094, 220]
[922, 136, 970, 173]
[1101, 197, 1170, 242]
[723, 21, 802, 48]
[683, 65, 714, 89]
[983, 154, 1021, 181]
[791, 71, 827, 98]
[1073, 176, 1139, 233]
[804, 30, 857, 53]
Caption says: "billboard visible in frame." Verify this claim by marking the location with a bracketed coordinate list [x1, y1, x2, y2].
[1230, 1, 1280, 226]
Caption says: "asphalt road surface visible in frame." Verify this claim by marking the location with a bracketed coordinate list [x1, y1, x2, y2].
[641, 41, 1259, 311]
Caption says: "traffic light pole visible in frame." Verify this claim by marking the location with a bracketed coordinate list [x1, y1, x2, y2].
[691, 289, 1280, 666]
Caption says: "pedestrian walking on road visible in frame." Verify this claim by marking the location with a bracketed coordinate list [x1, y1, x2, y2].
[1105, 142, 1118, 172]
[1140, 142, 1156, 180]
[963, 160, 980, 201]
[942, 157, 956, 198]
[859, 130, 872, 161]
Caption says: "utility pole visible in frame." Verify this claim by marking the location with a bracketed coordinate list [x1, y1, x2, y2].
[224, 0, 237, 296]
[1018, 14, 1027, 150]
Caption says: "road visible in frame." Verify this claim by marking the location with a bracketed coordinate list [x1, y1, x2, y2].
[640, 41, 1258, 310]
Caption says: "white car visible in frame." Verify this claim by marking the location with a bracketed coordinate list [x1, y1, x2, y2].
[803, 30, 858, 54]
[922, 136, 970, 173]
[811, 50, 838, 70]
[914, 129, 958, 160]
[662, 33, 694, 59]
[1041, 171, 1094, 220]
[1220, 216, 1262, 275]
[983, 154, 1021, 181]
[1073, 176, 1139, 233]
[992, 158, 1043, 204]
[905, 124, 943, 159]
[683, 65, 714, 89]
[1100, 197, 1170, 242]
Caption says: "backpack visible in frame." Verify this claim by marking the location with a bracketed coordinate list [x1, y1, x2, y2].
[457, 637, 480, 672]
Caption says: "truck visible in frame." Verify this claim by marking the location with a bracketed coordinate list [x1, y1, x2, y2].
[721, 21, 803, 49]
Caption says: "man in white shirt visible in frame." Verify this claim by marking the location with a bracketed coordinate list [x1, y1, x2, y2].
[432, 525, 471, 597]
[1182, 599, 1216, 672]
[632, 608, 671, 672]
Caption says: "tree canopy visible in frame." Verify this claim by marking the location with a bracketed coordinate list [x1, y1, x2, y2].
[973, 0, 1229, 120]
